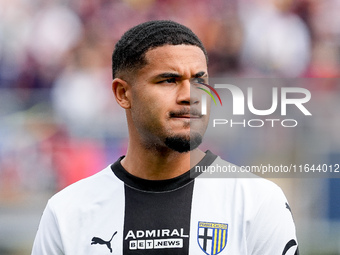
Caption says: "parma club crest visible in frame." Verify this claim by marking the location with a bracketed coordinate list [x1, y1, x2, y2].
[197, 221, 228, 255]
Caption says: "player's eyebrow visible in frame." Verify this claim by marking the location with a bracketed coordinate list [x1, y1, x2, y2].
[193, 71, 207, 78]
[154, 72, 182, 79]
[154, 71, 207, 80]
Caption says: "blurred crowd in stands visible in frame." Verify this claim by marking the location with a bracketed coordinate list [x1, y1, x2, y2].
[0, 0, 340, 191]
[1, 0, 340, 254]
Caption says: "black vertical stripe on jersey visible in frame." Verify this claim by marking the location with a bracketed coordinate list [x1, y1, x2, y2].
[123, 182, 194, 254]
[110, 150, 218, 254]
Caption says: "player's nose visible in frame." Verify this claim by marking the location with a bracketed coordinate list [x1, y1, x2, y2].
[177, 79, 200, 105]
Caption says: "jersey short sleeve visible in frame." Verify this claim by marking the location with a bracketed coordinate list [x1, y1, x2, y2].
[31, 200, 64, 255]
[245, 181, 299, 255]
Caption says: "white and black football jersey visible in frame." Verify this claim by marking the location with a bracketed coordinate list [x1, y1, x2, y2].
[32, 151, 299, 255]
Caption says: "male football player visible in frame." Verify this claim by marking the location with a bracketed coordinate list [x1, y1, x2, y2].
[32, 20, 299, 255]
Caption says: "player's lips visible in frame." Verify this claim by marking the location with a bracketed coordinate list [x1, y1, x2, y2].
[169, 109, 202, 119]
[171, 115, 201, 119]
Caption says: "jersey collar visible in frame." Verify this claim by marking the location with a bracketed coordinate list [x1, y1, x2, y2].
[110, 150, 218, 192]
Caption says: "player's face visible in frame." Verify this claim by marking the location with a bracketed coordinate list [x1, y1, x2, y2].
[129, 44, 210, 153]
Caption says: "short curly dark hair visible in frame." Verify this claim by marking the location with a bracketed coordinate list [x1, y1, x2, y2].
[112, 20, 208, 79]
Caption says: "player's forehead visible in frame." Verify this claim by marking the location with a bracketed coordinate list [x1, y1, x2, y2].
[140, 44, 208, 79]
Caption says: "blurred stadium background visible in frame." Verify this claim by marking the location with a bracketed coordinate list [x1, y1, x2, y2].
[0, 0, 339, 254]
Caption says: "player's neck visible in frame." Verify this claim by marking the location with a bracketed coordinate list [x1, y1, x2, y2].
[121, 143, 205, 180]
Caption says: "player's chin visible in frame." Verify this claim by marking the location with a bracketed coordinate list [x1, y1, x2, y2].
[164, 132, 203, 153]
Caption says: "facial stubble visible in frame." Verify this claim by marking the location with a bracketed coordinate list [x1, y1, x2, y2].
[164, 132, 203, 153]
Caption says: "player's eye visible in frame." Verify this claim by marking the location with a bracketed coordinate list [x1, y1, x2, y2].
[158, 78, 177, 84]
[191, 77, 206, 85]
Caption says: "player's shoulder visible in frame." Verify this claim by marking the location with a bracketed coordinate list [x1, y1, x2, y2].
[207, 156, 289, 212]
[197, 155, 286, 199]
[225, 156, 283, 191]
[48, 165, 122, 208]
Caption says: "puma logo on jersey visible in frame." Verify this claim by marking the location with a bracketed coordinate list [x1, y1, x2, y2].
[91, 231, 117, 253]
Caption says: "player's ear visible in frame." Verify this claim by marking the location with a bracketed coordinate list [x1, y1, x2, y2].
[112, 78, 131, 109]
